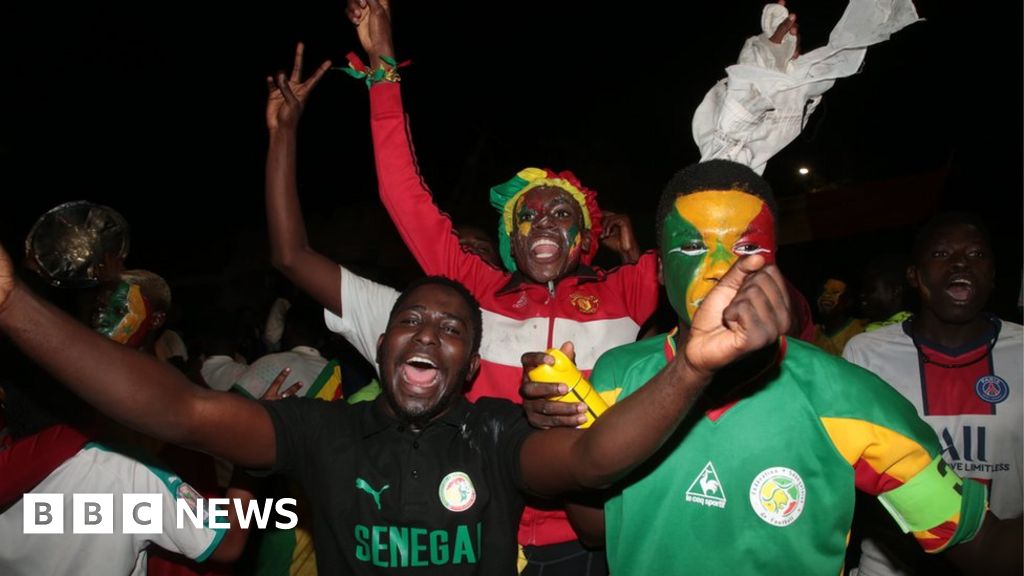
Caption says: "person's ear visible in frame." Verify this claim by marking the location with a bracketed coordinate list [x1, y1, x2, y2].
[906, 265, 920, 289]
[581, 228, 592, 253]
[657, 257, 664, 286]
[466, 354, 481, 382]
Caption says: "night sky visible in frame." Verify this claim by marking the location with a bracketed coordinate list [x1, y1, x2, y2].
[3, 0, 1022, 317]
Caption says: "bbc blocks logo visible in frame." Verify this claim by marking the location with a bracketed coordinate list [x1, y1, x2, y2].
[23, 494, 297, 534]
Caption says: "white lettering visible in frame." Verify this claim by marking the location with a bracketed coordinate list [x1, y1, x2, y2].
[177, 497, 205, 529]
[233, 498, 274, 529]
[275, 498, 298, 529]
[208, 498, 231, 529]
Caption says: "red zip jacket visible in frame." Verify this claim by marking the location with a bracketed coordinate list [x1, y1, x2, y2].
[370, 82, 659, 546]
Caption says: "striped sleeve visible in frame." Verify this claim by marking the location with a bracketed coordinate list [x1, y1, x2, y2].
[816, 358, 987, 552]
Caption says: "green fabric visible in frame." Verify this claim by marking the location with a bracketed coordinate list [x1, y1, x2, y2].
[489, 174, 531, 272]
[660, 208, 705, 324]
[305, 359, 340, 399]
[255, 525, 297, 576]
[347, 380, 382, 404]
[877, 455, 964, 533]
[948, 478, 988, 546]
[590, 336, 965, 575]
[864, 311, 913, 332]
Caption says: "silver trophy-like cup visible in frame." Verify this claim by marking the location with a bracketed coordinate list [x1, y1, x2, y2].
[25, 201, 130, 288]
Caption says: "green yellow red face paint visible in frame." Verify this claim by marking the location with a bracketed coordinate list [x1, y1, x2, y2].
[660, 190, 775, 324]
[510, 187, 589, 283]
[92, 281, 153, 348]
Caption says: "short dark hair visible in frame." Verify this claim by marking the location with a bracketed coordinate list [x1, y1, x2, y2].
[911, 212, 993, 264]
[863, 253, 909, 287]
[655, 160, 777, 249]
[119, 269, 172, 314]
[389, 276, 483, 355]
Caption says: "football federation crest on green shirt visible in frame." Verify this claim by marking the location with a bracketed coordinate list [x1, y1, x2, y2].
[749, 467, 806, 527]
[685, 461, 727, 508]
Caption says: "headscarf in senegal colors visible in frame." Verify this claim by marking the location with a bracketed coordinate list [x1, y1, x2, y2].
[488, 168, 603, 272]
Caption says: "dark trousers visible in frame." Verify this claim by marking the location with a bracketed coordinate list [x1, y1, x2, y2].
[522, 540, 609, 576]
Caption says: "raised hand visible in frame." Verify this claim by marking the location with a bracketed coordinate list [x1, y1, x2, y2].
[599, 211, 640, 265]
[346, 0, 394, 66]
[265, 42, 332, 133]
[682, 255, 791, 376]
[260, 367, 304, 400]
[767, 0, 800, 59]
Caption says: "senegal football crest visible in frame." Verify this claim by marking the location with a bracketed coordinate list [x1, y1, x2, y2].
[749, 467, 805, 527]
[439, 472, 476, 512]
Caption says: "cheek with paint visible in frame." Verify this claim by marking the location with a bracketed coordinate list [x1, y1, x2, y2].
[566, 224, 582, 260]
[662, 190, 775, 325]
[661, 211, 705, 325]
[95, 283, 152, 346]
[515, 199, 538, 238]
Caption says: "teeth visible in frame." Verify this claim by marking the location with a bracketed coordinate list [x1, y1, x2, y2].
[531, 239, 558, 250]
[407, 356, 436, 368]
[950, 278, 973, 286]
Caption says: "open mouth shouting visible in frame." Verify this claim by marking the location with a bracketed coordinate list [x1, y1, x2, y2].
[529, 237, 563, 262]
[945, 275, 975, 304]
[400, 355, 441, 396]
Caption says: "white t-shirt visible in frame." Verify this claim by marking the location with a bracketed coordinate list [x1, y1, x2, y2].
[200, 355, 249, 393]
[323, 266, 399, 369]
[229, 347, 329, 399]
[844, 321, 1023, 517]
[845, 321, 1023, 576]
[0, 444, 224, 576]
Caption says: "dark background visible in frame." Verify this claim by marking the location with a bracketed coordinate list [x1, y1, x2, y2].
[3, 0, 1021, 320]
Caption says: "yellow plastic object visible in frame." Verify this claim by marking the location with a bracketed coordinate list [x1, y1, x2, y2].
[528, 349, 608, 428]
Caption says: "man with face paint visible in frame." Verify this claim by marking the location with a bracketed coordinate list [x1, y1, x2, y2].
[0, 233, 794, 575]
[845, 213, 1022, 575]
[342, 2, 659, 571]
[525, 160, 990, 575]
[0, 279, 251, 574]
[91, 270, 171, 352]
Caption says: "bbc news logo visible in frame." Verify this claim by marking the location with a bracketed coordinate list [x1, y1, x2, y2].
[23, 494, 297, 534]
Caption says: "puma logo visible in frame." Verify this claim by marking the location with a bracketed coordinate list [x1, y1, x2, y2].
[356, 478, 390, 510]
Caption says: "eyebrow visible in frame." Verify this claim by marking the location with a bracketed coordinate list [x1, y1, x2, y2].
[398, 304, 468, 325]
[440, 313, 468, 326]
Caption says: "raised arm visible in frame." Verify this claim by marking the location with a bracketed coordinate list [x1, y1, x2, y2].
[346, 0, 502, 288]
[0, 244, 278, 469]
[520, 255, 791, 495]
[265, 43, 343, 315]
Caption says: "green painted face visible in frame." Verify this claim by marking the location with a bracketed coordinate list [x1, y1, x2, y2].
[660, 190, 776, 325]
[91, 281, 152, 347]
[662, 209, 705, 325]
